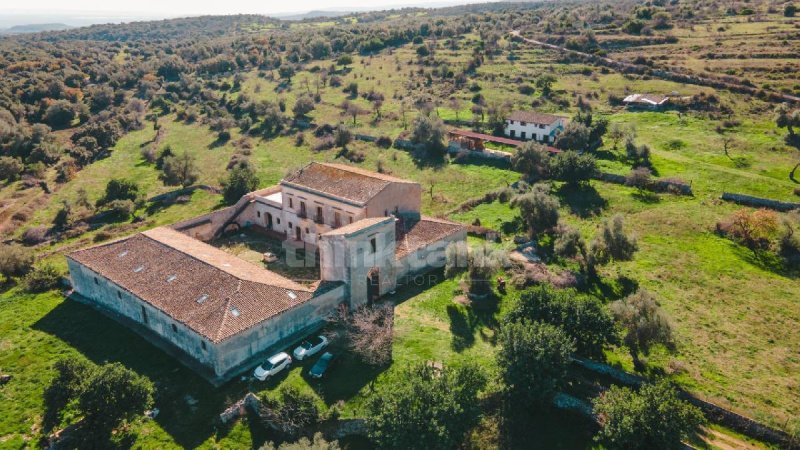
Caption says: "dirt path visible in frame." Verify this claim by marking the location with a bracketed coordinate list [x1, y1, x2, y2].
[700, 427, 766, 450]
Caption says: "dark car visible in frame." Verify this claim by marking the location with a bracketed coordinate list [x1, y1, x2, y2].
[308, 352, 336, 379]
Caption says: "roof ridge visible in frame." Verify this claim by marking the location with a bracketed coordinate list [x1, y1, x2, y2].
[213, 296, 235, 342]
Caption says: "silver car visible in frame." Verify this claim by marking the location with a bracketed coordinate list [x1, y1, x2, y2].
[253, 352, 292, 381]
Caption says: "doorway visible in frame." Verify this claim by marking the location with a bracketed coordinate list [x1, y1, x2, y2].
[266, 212, 273, 229]
[295, 226, 301, 241]
[367, 268, 380, 305]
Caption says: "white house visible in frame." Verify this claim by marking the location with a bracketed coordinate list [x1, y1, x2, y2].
[504, 111, 567, 144]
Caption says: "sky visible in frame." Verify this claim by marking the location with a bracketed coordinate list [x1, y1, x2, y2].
[1, 0, 477, 17]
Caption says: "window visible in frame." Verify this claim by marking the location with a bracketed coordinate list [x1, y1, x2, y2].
[277, 218, 281, 225]
[141, 306, 148, 324]
[334, 212, 341, 227]
[257, 211, 261, 218]
[171, 324, 178, 332]
[305, 227, 309, 234]
[289, 198, 293, 208]
[521, 131, 526, 139]
[370, 237, 377, 253]
[300, 201, 306, 216]
[133, 265, 144, 273]
[201, 341, 207, 351]
[94, 277, 99, 285]
[349, 216, 353, 224]
[117, 291, 122, 299]
[521, 121, 527, 126]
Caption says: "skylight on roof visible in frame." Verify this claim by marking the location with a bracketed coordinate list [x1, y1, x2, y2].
[133, 265, 144, 273]
[118, 250, 128, 257]
[287, 291, 298, 300]
[230, 307, 241, 317]
[197, 294, 209, 304]
[166, 275, 177, 283]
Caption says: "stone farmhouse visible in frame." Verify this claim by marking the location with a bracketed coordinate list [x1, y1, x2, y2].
[67, 162, 465, 385]
[503, 111, 567, 144]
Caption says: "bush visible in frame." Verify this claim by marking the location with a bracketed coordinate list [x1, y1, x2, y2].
[159, 151, 199, 187]
[410, 114, 446, 159]
[334, 124, 352, 148]
[625, 167, 652, 191]
[24, 264, 63, 292]
[292, 94, 315, 118]
[22, 226, 49, 245]
[0, 156, 24, 182]
[258, 385, 320, 438]
[786, 3, 797, 16]
[106, 199, 135, 219]
[611, 289, 673, 367]
[511, 184, 560, 237]
[588, 214, 638, 269]
[97, 178, 141, 207]
[0, 244, 34, 280]
[376, 135, 393, 148]
[593, 380, 705, 449]
[717, 209, 780, 251]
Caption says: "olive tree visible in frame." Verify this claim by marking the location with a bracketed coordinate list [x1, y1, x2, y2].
[610, 289, 673, 368]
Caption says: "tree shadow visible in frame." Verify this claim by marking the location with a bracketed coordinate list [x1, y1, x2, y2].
[582, 274, 639, 302]
[631, 190, 660, 204]
[732, 246, 799, 280]
[33, 299, 250, 449]
[207, 136, 230, 150]
[446, 292, 500, 352]
[555, 184, 608, 218]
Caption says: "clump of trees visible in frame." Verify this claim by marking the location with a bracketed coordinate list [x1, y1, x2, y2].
[593, 380, 705, 449]
[717, 208, 800, 268]
[366, 362, 486, 450]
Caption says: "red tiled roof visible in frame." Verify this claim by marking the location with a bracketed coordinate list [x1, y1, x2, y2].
[507, 111, 564, 125]
[321, 216, 394, 237]
[395, 216, 465, 258]
[282, 162, 417, 205]
[68, 227, 313, 343]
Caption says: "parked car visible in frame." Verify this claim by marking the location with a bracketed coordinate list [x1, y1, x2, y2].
[292, 335, 329, 361]
[253, 352, 292, 381]
[309, 352, 336, 379]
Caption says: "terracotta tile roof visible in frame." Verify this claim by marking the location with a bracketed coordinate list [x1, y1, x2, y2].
[68, 227, 313, 343]
[507, 111, 564, 125]
[395, 216, 465, 258]
[281, 162, 417, 205]
[321, 216, 394, 237]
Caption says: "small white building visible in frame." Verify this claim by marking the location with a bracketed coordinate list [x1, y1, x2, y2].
[504, 111, 567, 144]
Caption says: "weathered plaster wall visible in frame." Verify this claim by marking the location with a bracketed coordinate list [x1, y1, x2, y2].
[365, 183, 422, 219]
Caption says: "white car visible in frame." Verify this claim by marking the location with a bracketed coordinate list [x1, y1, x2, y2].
[292, 335, 329, 361]
[253, 352, 292, 381]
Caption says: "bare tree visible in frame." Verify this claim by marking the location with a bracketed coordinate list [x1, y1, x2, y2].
[329, 303, 394, 367]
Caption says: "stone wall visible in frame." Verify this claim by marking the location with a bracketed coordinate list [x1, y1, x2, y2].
[721, 192, 800, 212]
[395, 228, 467, 280]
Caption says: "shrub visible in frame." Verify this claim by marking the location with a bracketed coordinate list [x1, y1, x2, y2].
[0, 156, 24, 182]
[334, 124, 352, 148]
[717, 209, 780, 251]
[466, 244, 505, 296]
[43, 359, 94, 430]
[376, 135, 393, 148]
[258, 385, 320, 438]
[511, 141, 549, 180]
[511, 184, 560, 237]
[24, 264, 63, 292]
[97, 178, 141, 207]
[22, 226, 49, 245]
[159, 151, 199, 187]
[222, 161, 259, 204]
[588, 214, 638, 269]
[0, 244, 34, 280]
[106, 199, 136, 219]
[410, 114, 446, 159]
[625, 167, 653, 191]
[292, 94, 315, 118]
[549, 151, 597, 185]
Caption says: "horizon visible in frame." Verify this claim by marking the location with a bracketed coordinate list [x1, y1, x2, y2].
[0, 0, 496, 28]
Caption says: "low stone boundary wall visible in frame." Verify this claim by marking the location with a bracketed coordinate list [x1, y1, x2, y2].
[721, 192, 800, 212]
[594, 171, 693, 196]
[354, 133, 377, 143]
[572, 357, 800, 449]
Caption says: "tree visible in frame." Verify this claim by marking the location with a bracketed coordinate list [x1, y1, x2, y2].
[292, 94, 315, 119]
[97, 178, 141, 207]
[222, 161, 259, 204]
[341, 100, 367, 125]
[785, 3, 797, 17]
[536, 74, 557, 97]
[0, 244, 34, 280]
[333, 124, 352, 148]
[43, 359, 94, 431]
[410, 114, 446, 158]
[333, 303, 394, 367]
[337, 54, 353, 67]
[366, 362, 486, 450]
[447, 97, 463, 121]
[721, 208, 780, 251]
[497, 320, 575, 405]
[607, 123, 626, 150]
[610, 289, 673, 368]
[78, 362, 154, 436]
[466, 244, 504, 296]
[258, 385, 320, 438]
[549, 151, 597, 186]
[554, 122, 591, 152]
[44, 100, 79, 128]
[593, 380, 705, 449]
[625, 137, 651, 168]
[511, 141, 549, 180]
[511, 185, 560, 237]
[588, 214, 638, 271]
[159, 151, 199, 188]
[505, 285, 617, 358]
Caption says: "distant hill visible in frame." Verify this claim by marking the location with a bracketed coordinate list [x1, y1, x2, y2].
[0, 23, 73, 35]
[275, 10, 356, 21]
